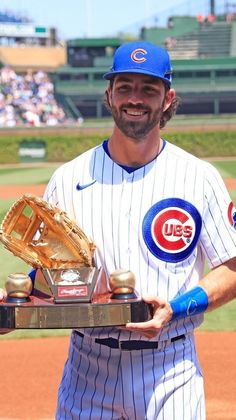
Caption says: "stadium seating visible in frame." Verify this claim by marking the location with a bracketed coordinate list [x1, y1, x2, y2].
[0, 67, 72, 127]
[167, 22, 232, 59]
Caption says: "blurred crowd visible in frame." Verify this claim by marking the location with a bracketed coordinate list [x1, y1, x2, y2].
[0, 66, 73, 127]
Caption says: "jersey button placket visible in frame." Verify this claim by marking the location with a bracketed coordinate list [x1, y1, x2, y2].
[119, 177, 133, 265]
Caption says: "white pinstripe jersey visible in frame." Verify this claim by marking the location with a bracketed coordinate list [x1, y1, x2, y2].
[44, 139, 236, 341]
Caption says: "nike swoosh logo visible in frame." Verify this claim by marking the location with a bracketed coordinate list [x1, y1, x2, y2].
[76, 180, 96, 191]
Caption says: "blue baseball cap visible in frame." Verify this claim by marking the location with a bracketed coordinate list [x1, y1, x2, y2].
[103, 41, 172, 86]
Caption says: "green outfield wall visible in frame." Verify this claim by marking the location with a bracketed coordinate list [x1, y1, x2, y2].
[1, 129, 236, 164]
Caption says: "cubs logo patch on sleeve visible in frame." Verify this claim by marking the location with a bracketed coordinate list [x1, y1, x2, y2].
[227, 201, 236, 230]
[142, 198, 202, 263]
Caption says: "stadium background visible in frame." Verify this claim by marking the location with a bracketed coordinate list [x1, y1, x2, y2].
[0, 0, 236, 124]
[0, 1, 236, 419]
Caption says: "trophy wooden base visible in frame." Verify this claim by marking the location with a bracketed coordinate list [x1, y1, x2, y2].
[0, 293, 152, 329]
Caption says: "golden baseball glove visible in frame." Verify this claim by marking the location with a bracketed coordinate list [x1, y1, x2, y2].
[0, 194, 95, 269]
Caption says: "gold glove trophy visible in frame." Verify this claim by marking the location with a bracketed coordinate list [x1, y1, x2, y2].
[0, 194, 151, 329]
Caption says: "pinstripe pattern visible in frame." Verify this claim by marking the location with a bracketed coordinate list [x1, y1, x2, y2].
[43, 140, 236, 419]
[56, 332, 205, 419]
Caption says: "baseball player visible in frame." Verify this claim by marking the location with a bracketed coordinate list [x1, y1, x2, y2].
[2, 41, 236, 419]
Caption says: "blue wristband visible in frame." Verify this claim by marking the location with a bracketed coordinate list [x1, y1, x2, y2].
[169, 286, 208, 320]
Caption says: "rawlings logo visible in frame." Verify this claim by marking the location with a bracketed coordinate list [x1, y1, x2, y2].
[131, 48, 147, 63]
[58, 285, 88, 297]
[142, 198, 202, 262]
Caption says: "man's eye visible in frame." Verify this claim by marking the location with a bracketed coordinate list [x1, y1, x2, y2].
[117, 85, 130, 92]
[144, 86, 157, 94]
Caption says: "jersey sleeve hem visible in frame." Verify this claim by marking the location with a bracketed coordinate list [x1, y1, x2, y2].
[208, 250, 236, 269]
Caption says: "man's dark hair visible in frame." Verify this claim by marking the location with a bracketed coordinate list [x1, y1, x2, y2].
[160, 92, 180, 129]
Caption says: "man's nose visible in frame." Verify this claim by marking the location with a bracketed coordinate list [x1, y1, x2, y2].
[127, 89, 143, 104]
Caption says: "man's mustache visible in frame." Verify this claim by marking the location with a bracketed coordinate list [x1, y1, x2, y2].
[121, 104, 151, 112]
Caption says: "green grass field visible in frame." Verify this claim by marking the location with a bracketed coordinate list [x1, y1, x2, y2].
[0, 165, 58, 185]
[209, 160, 236, 178]
[0, 161, 236, 339]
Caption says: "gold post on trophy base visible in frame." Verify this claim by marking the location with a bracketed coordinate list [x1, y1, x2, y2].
[5, 273, 33, 303]
[109, 269, 137, 300]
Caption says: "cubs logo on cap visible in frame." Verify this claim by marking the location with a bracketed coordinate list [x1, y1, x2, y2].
[142, 198, 202, 263]
[227, 201, 236, 230]
[103, 41, 172, 86]
[131, 48, 147, 63]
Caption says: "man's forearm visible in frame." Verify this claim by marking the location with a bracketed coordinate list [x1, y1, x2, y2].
[169, 256, 236, 321]
[199, 256, 236, 311]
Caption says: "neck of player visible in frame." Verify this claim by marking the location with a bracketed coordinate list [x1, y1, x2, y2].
[108, 125, 163, 168]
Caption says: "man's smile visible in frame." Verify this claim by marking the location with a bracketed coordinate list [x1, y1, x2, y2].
[122, 107, 148, 119]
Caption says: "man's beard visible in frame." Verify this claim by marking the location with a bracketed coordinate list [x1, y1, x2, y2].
[111, 103, 164, 140]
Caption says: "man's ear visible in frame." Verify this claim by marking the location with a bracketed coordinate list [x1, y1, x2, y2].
[163, 88, 176, 112]
[106, 86, 112, 108]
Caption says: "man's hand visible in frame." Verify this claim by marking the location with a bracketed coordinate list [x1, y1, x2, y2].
[0, 288, 5, 301]
[0, 288, 13, 335]
[125, 295, 173, 339]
